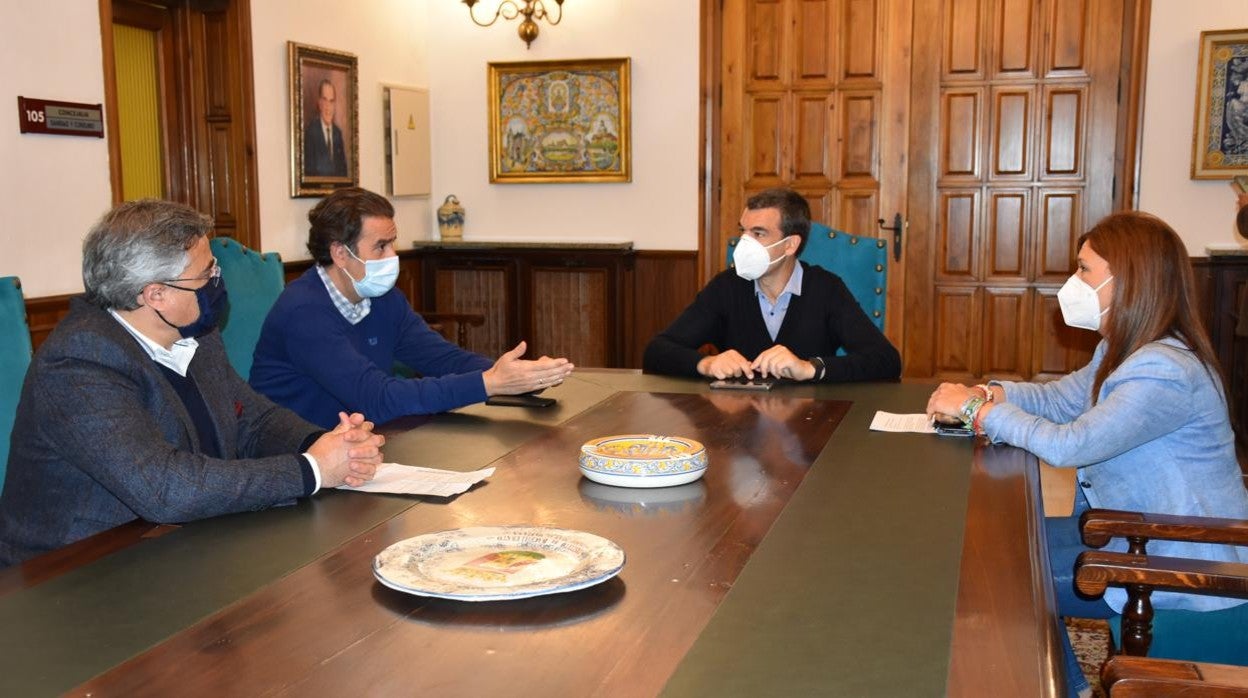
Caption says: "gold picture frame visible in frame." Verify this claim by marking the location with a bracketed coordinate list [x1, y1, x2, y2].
[1191, 28, 1248, 179]
[288, 41, 359, 197]
[487, 58, 631, 183]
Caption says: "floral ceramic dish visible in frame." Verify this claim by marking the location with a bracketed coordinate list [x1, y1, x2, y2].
[578, 434, 708, 488]
[373, 526, 625, 601]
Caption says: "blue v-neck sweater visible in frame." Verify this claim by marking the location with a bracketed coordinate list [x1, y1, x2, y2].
[250, 269, 492, 428]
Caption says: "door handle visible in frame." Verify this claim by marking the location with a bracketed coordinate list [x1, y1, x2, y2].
[877, 214, 904, 262]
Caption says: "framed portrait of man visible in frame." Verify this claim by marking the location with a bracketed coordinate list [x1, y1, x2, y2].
[288, 41, 358, 197]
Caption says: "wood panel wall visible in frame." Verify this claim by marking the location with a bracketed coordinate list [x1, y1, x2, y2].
[23, 250, 699, 371]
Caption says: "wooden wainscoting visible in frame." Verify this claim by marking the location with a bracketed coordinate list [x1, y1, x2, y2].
[630, 251, 700, 368]
[25, 294, 77, 352]
[23, 249, 700, 371]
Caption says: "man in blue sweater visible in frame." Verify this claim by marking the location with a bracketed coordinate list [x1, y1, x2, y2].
[250, 188, 573, 429]
[643, 188, 900, 383]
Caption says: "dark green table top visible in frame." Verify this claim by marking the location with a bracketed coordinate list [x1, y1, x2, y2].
[0, 372, 993, 696]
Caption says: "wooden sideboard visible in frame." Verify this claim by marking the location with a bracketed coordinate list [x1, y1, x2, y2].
[406, 241, 636, 369]
[1197, 251, 1248, 452]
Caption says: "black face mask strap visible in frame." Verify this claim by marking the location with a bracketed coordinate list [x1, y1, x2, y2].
[151, 306, 182, 333]
[146, 281, 186, 333]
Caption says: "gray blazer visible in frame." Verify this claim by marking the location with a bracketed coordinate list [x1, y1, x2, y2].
[0, 298, 319, 566]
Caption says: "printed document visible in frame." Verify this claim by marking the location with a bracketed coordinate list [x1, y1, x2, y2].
[338, 463, 495, 496]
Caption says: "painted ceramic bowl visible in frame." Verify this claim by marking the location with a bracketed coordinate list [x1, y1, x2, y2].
[578, 434, 708, 488]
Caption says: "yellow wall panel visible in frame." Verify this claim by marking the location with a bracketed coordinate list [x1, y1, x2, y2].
[112, 24, 164, 200]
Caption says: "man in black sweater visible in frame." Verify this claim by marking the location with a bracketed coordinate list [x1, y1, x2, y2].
[644, 188, 901, 383]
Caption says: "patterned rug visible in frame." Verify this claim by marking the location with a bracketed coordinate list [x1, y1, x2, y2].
[1065, 617, 1113, 698]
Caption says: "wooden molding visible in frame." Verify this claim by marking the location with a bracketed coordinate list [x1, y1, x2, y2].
[1116, 0, 1151, 210]
[698, 0, 721, 288]
[98, 0, 123, 204]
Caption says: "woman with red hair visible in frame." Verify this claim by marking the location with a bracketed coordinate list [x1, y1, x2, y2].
[928, 211, 1247, 694]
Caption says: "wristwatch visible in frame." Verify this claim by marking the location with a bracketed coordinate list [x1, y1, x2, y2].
[809, 356, 826, 381]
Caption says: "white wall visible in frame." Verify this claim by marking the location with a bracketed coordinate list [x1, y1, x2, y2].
[251, 0, 431, 262]
[426, 0, 701, 250]
[20, 3, 1234, 301]
[1139, 0, 1248, 253]
[0, 0, 699, 301]
[0, 1, 112, 298]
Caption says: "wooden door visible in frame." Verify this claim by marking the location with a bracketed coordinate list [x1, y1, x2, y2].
[714, 0, 912, 344]
[903, 0, 1123, 381]
[101, 0, 261, 250]
[712, 0, 1137, 381]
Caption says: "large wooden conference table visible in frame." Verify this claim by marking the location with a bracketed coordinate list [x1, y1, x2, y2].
[0, 371, 1065, 696]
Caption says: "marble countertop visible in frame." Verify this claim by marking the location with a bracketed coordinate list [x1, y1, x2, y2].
[1206, 243, 1248, 257]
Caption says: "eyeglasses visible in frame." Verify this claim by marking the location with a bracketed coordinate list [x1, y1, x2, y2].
[162, 259, 221, 291]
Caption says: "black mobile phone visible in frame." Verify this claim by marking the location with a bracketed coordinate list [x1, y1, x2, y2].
[485, 394, 556, 408]
[709, 377, 776, 391]
[934, 422, 975, 437]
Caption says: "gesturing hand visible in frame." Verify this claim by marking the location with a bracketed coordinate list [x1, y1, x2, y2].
[482, 341, 575, 396]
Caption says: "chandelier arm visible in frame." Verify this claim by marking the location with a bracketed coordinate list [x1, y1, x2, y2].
[533, 0, 564, 25]
[464, 0, 524, 28]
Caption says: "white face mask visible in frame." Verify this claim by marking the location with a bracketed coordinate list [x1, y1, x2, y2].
[1057, 273, 1113, 331]
[733, 235, 789, 281]
[344, 246, 400, 298]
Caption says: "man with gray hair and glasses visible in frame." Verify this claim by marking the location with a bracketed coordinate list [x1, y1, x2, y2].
[0, 199, 384, 566]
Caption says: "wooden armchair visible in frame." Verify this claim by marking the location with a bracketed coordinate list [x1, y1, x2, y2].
[421, 312, 485, 347]
[1099, 655, 1248, 696]
[1073, 508, 1248, 695]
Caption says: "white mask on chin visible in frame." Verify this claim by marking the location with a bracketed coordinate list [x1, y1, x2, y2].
[1057, 273, 1112, 331]
[733, 235, 789, 281]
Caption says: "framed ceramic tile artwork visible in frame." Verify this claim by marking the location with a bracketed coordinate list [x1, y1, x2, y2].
[289, 41, 359, 196]
[487, 57, 631, 183]
[1192, 28, 1248, 179]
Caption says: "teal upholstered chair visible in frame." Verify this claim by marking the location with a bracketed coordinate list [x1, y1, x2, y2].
[0, 276, 33, 486]
[1075, 509, 1248, 666]
[210, 238, 284, 380]
[726, 222, 888, 331]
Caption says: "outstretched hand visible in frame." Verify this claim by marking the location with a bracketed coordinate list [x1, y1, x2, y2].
[482, 341, 575, 395]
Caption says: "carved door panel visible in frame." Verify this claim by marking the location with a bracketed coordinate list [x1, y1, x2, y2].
[904, 0, 1121, 380]
[717, 0, 912, 343]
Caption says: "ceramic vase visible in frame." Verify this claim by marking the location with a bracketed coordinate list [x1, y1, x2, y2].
[437, 195, 465, 240]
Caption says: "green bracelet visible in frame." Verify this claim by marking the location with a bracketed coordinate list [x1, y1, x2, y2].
[958, 396, 985, 427]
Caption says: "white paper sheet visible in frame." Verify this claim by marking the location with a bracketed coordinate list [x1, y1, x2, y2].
[337, 463, 495, 496]
[868, 411, 936, 434]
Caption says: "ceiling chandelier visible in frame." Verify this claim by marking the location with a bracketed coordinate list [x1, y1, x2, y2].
[462, 0, 565, 50]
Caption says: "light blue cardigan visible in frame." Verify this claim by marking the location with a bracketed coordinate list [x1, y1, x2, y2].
[984, 337, 1248, 613]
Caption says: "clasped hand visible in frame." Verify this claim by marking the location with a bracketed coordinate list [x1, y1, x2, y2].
[697, 345, 816, 381]
[309, 411, 385, 488]
[482, 340, 575, 395]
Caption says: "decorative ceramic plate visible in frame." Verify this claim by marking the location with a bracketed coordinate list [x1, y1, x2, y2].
[578, 434, 708, 489]
[373, 526, 625, 602]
